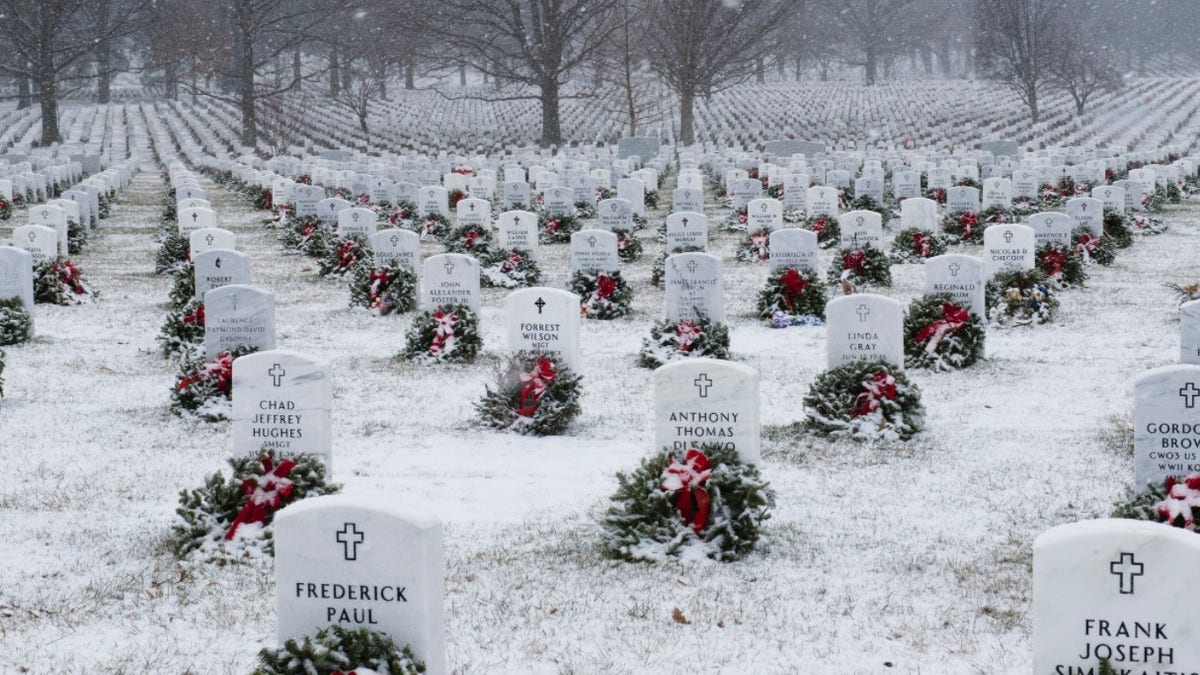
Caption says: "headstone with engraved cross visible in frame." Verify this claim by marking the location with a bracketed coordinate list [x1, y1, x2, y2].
[231, 349, 332, 466]
[1028, 212, 1075, 248]
[982, 224, 1035, 281]
[497, 210, 539, 253]
[746, 198, 783, 232]
[838, 211, 883, 250]
[569, 229, 619, 274]
[1033, 519, 1200, 674]
[925, 254, 985, 317]
[1067, 197, 1104, 238]
[806, 186, 839, 217]
[189, 228, 236, 262]
[177, 206, 217, 237]
[193, 249, 251, 301]
[664, 252, 724, 324]
[597, 198, 633, 232]
[672, 187, 705, 214]
[421, 253, 480, 311]
[274, 494, 447, 674]
[456, 198, 491, 228]
[337, 207, 378, 241]
[203, 284, 276, 359]
[825, 294, 904, 370]
[652, 358, 761, 464]
[1134, 364, 1200, 490]
[504, 288, 581, 370]
[371, 228, 420, 272]
[317, 198, 353, 226]
[664, 212, 708, 253]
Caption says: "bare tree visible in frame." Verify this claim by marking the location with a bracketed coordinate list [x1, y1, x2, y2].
[334, 65, 385, 141]
[432, 0, 617, 146]
[593, 0, 668, 137]
[0, 0, 148, 144]
[815, 0, 919, 85]
[974, 0, 1062, 124]
[1048, 30, 1122, 115]
[645, 0, 789, 146]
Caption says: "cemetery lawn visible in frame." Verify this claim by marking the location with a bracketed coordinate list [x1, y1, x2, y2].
[1, 166, 1194, 673]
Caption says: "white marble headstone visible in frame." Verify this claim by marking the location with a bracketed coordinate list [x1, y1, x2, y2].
[421, 254, 480, 311]
[925, 254, 985, 317]
[189, 228, 235, 260]
[1028, 212, 1075, 248]
[664, 253, 724, 324]
[569, 230, 619, 274]
[665, 212, 707, 252]
[371, 229, 420, 272]
[337, 207, 378, 240]
[12, 225, 58, 265]
[232, 349, 333, 466]
[768, 229, 819, 275]
[497, 211, 538, 252]
[653, 359, 760, 464]
[838, 211, 884, 250]
[597, 198, 633, 231]
[203, 285, 276, 359]
[982, 224, 1036, 280]
[504, 288, 581, 370]
[1134, 365, 1200, 490]
[825, 294, 904, 370]
[1181, 301, 1200, 365]
[0, 246, 34, 319]
[193, 249, 251, 301]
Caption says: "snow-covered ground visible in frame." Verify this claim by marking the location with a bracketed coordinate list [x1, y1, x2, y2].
[0, 152, 1196, 673]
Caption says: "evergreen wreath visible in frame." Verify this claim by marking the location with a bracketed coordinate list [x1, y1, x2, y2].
[157, 299, 206, 359]
[0, 196, 12, 220]
[826, 246, 892, 290]
[1165, 182, 1183, 204]
[1072, 227, 1116, 267]
[349, 261, 418, 315]
[387, 201, 419, 228]
[756, 268, 826, 326]
[402, 305, 482, 363]
[903, 293, 985, 371]
[474, 354, 583, 436]
[34, 260, 96, 305]
[1010, 197, 1039, 216]
[170, 345, 258, 421]
[1113, 474, 1200, 531]
[168, 261, 196, 310]
[940, 209, 982, 244]
[979, 205, 1015, 229]
[168, 449, 340, 563]
[253, 625, 425, 675]
[67, 220, 87, 255]
[802, 358, 925, 441]
[644, 189, 659, 211]
[923, 187, 947, 205]
[637, 312, 731, 369]
[318, 235, 369, 278]
[449, 188, 467, 210]
[1036, 242, 1087, 289]
[613, 228, 643, 262]
[571, 269, 633, 319]
[0, 297, 32, 346]
[724, 206, 749, 232]
[1102, 211, 1133, 249]
[481, 248, 541, 289]
[441, 222, 496, 256]
[802, 214, 840, 249]
[1130, 212, 1168, 235]
[985, 269, 1059, 326]
[413, 213, 452, 240]
[735, 228, 772, 263]
[1143, 190, 1167, 213]
[600, 445, 774, 563]
[538, 213, 580, 244]
[836, 185, 854, 210]
[1168, 281, 1200, 306]
[281, 216, 333, 258]
[155, 232, 190, 274]
[890, 227, 949, 263]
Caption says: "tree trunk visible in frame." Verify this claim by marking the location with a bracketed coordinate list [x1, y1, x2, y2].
[794, 57, 803, 82]
[405, 64, 415, 90]
[95, 0, 112, 104]
[341, 57, 351, 91]
[920, 48, 932, 75]
[379, 77, 387, 100]
[1028, 94, 1039, 124]
[293, 50, 302, 91]
[755, 57, 765, 84]
[38, 41, 60, 145]
[330, 45, 340, 98]
[865, 44, 878, 85]
[191, 67, 199, 105]
[240, 28, 256, 146]
[459, 65, 467, 86]
[938, 40, 952, 78]
[539, 80, 562, 147]
[679, 87, 696, 146]
[17, 74, 31, 110]
[164, 61, 177, 100]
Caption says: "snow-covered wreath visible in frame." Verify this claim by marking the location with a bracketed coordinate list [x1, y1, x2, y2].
[539, 214, 581, 244]
[280, 216, 331, 256]
[571, 270, 633, 319]
[613, 228, 643, 262]
[474, 354, 582, 436]
[349, 262, 418, 316]
[1113, 474, 1200, 533]
[34, 260, 97, 305]
[1036, 243, 1086, 289]
[826, 246, 892, 291]
[903, 293, 985, 372]
[0, 297, 32, 345]
[756, 268, 826, 327]
[638, 312, 731, 369]
[158, 299, 206, 359]
[169, 449, 339, 564]
[1102, 211, 1134, 249]
[318, 235, 369, 278]
[890, 228, 950, 263]
[253, 625, 424, 675]
[985, 269, 1058, 327]
[402, 305, 482, 363]
[735, 228, 771, 263]
[156, 232, 190, 274]
[802, 214, 840, 249]
[171, 345, 259, 421]
[1072, 228, 1116, 266]
[481, 248, 542, 289]
[600, 445, 774, 563]
[802, 359, 925, 441]
[940, 209, 982, 244]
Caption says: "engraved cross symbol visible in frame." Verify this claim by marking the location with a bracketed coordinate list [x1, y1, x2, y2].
[687, 260, 698, 274]
[857, 304, 870, 322]
[444, 259, 455, 275]
[1180, 382, 1200, 408]
[336, 523, 365, 561]
[587, 235, 597, 248]
[469, 202, 476, 212]
[682, 217, 689, 228]
[231, 294, 239, 311]
[1003, 231, 1013, 243]
[694, 374, 713, 398]
[1110, 552, 1143, 595]
[205, 234, 214, 246]
[390, 235, 399, 246]
[534, 297, 546, 314]
[268, 364, 285, 387]
[949, 262, 961, 277]
[191, 212, 198, 223]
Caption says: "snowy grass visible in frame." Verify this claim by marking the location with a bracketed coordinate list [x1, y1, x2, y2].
[0, 159, 1196, 672]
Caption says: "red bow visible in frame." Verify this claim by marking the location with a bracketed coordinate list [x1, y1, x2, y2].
[1041, 249, 1067, 277]
[934, 188, 946, 203]
[500, 253, 523, 273]
[55, 261, 86, 294]
[737, 211, 748, 225]
[369, 269, 390, 303]
[545, 219, 561, 234]
[177, 351, 234, 394]
[302, 223, 316, 239]
[661, 448, 713, 533]
[596, 273, 616, 299]
[463, 229, 480, 249]
[810, 218, 826, 234]
[449, 190, 465, 208]
[676, 320, 702, 352]
[225, 456, 297, 540]
[356, 193, 371, 204]
[1157, 475, 1200, 530]
[337, 240, 359, 269]
[914, 302, 969, 354]
[958, 212, 977, 239]
[852, 371, 898, 418]
[390, 207, 410, 224]
[912, 231, 930, 258]
[516, 357, 556, 417]
[843, 250, 867, 275]
[779, 269, 809, 311]
[183, 304, 205, 327]
[750, 232, 769, 260]
[429, 310, 458, 355]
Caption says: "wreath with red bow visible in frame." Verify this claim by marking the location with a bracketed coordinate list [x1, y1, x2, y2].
[802, 213, 841, 249]
[1114, 473, 1200, 534]
[253, 625, 424, 675]
[1034, 242, 1086, 289]
[475, 354, 582, 435]
[441, 222, 496, 256]
[158, 298, 206, 358]
[803, 358, 925, 441]
[537, 213, 581, 244]
[889, 227, 950, 264]
[318, 235, 370, 278]
[481, 248, 542, 289]
[349, 261, 418, 316]
[402, 304, 482, 363]
[939, 209, 982, 244]
[170, 344, 259, 421]
[638, 311, 732, 369]
[903, 293, 985, 371]
[735, 227, 772, 263]
[34, 259, 96, 305]
[571, 269, 633, 319]
[756, 267, 826, 324]
[825, 245, 892, 289]
[601, 444, 774, 562]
